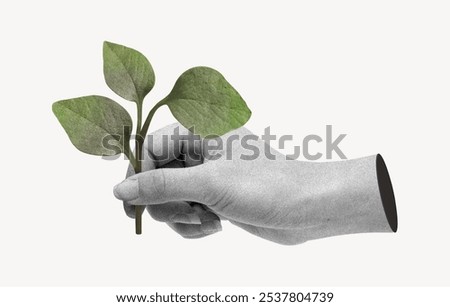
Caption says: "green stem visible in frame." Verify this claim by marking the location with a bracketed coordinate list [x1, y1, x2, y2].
[140, 100, 166, 140]
[131, 99, 165, 235]
[136, 103, 142, 136]
[135, 101, 143, 173]
[133, 100, 144, 234]
[124, 149, 137, 171]
[135, 206, 146, 235]
[123, 127, 138, 171]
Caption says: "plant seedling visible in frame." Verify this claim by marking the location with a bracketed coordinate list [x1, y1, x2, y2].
[52, 41, 252, 235]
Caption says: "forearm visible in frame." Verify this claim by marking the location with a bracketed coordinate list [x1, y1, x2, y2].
[298, 155, 397, 241]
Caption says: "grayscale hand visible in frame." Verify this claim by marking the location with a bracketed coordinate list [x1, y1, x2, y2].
[114, 123, 397, 245]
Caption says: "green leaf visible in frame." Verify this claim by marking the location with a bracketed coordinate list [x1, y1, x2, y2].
[103, 41, 155, 104]
[52, 95, 132, 156]
[162, 66, 252, 137]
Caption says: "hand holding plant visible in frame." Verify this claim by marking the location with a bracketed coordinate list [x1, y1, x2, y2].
[52, 41, 252, 234]
[114, 123, 397, 245]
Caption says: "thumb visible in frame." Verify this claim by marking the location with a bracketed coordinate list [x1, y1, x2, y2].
[113, 165, 213, 205]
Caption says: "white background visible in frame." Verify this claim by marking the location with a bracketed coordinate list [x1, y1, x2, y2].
[0, 0, 449, 286]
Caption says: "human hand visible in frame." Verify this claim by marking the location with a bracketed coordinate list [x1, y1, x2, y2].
[119, 123, 222, 239]
[114, 123, 397, 245]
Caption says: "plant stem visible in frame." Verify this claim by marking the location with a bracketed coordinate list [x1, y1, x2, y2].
[140, 100, 166, 140]
[134, 100, 144, 234]
[136, 102, 143, 136]
[131, 99, 165, 234]
[135, 206, 146, 235]
[123, 125, 138, 171]
[124, 149, 137, 171]
[135, 100, 144, 167]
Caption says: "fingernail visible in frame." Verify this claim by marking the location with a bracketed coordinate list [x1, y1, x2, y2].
[113, 178, 139, 201]
[201, 220, 222, 235]
[170, 213, 202, 225]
